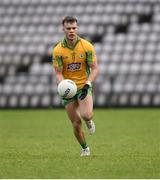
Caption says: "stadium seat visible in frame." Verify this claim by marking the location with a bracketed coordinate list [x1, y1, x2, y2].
[0, 0, 160, 108]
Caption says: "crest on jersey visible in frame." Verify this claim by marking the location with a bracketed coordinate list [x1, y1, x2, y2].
[79, 54, 84, 58]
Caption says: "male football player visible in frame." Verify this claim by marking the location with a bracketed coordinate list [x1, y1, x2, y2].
[52, 16, 99, 156]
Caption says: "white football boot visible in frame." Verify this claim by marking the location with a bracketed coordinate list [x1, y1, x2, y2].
[81, 147, 90, 157]
[86, 120, 95, 134]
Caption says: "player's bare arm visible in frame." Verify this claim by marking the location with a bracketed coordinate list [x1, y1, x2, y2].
[79, 61, 99, 100]
[54, 66, 63, 84]
[87, 61, 99, 83]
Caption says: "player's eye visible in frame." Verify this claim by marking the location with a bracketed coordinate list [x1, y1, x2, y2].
[66, 27, 76, 30]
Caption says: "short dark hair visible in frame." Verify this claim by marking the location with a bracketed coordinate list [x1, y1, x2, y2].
[62, 16, 78, 25]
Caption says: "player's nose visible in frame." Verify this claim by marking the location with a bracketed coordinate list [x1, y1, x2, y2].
[70, 28, 75, 32]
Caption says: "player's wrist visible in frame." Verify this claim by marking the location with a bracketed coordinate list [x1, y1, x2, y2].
[86, 81, 92, 87]
[82, 84, 90, 92]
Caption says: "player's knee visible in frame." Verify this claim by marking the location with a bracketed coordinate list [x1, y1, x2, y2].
[81, 111, 93, 121]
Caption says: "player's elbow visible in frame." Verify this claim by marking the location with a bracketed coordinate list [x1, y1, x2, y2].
[96, 64, 99, 76]
[93, 64, 99, 77]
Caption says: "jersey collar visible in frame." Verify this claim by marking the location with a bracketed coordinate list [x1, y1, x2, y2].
[61, 36, 80, 49]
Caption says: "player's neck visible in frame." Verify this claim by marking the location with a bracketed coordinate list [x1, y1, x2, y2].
[66, 37, 78, 48]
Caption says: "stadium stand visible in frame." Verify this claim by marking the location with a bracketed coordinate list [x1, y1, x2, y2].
[0, 0, 160, 108]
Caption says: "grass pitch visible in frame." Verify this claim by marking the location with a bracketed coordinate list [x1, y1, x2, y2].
[0, 108, 159, 178]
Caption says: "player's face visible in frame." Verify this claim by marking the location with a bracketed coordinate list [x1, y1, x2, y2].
[63, 22, 78, 41]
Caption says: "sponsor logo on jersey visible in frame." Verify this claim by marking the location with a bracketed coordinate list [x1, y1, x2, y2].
[67, 62, 82, 71]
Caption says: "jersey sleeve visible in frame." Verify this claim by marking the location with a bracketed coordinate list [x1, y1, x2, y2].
[85, 42, 97, 63]
[52, 46, 63, 68]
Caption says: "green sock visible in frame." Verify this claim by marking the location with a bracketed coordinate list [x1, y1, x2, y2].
[80, 142, 88, 149]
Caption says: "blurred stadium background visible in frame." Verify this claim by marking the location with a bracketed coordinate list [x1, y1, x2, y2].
[0, 0, 160, 108]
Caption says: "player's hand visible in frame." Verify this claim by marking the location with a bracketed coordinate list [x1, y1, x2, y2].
[79, 84, 90, 100]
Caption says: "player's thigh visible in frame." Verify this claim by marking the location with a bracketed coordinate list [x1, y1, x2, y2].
[78, 94, 93, 119]
[65, 100, 80, 123]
